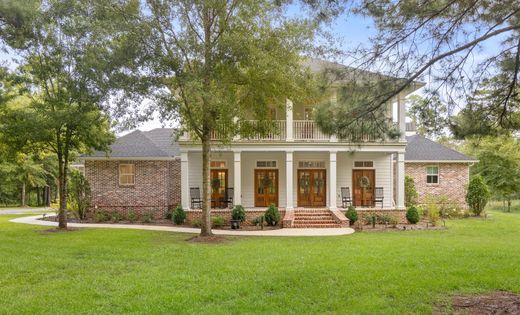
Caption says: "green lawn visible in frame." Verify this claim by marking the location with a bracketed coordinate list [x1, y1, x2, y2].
[1, 207, 519, 314]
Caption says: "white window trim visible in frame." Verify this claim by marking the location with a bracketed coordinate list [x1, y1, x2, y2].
[210, 160, 227, 169]
[297, 160, 326, 169]
[255, 160, 278, 168]
[426, 165, 440, 184]
[353, 161, 375, 168]
[119, 163, 135, 186]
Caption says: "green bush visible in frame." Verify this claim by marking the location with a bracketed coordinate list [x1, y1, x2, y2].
[94, 211, 110, 223]
[142, 212, 153, 223]
[110, 211, 123, 223]
[405, 175, 418, 207]
[406, 206, 420, 224]
[466, 175, 491, 216]
[212, 216, 225, 228]
[172, 205, 186, 225]
[264, 204, 280, 226]
[231, 205, 246, 222]
[191, 218, 202, 228]
[424, 203, 440, 226]
[127, 211, 137, 223]
[251, 215, 264, 226]
[345, 206, 358, 225]
[68, 170, 91, 220]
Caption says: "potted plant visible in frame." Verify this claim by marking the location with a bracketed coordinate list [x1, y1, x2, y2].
[231, 205, 246, 229]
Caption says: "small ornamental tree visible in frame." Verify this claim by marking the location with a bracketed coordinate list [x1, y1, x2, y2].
[406, 206, 420, 224]
[466, 175, 491, 216]
[345, 206, 358, 225]
[405, 176, 418, 207]
[68, 170, 91, 221]
[264, 204, 280, 226]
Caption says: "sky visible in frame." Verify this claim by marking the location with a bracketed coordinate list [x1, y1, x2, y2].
[0, 6, 504, 135]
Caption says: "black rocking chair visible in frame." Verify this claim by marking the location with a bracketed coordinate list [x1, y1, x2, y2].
[374, 187, 384, 208]
[190, 187, 202, 209]
[220, 188, 234, 209]
[341, 187, 352, 208]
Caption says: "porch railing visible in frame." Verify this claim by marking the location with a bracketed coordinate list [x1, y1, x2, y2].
[240, 120, 286, 141]
[293, 120, 329, 141]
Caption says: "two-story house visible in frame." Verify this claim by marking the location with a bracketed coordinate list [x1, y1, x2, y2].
[83, 59, 476, 227]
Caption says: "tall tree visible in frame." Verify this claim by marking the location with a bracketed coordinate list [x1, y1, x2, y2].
[15, 153, 47, 206]
[0, 1, 122, 228]
[111, 0, 322, 236]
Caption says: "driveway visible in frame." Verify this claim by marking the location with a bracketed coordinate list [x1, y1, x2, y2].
[0, 207, 54, 215]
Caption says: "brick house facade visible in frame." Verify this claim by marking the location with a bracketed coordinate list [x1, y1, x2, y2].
[405, 162, 470, 208]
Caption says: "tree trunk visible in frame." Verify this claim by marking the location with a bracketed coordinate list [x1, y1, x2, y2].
[200, 135, 213, 236]
[507, 197, 511, 212]
[37, 187, 40, 206]
[21, 182, 26, 207]
[57, 151, 68, 229]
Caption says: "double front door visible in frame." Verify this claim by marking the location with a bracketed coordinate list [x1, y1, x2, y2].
[210, 169, 227, 208]
[297, 169, 326, 207]
[352, 169, 375, 207]
[254, 169, 278, 207]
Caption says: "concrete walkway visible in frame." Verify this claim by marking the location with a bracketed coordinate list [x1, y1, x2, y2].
[10, 215, 355, 237]
[0, 207, 52, 214]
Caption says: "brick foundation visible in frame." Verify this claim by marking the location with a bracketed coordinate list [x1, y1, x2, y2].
[356, 209, 407, 224]
[186, 209, 286, 227]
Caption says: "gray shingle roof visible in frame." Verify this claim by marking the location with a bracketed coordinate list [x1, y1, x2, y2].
[84, 128, 179, 158]
[405, 135, 476, 162]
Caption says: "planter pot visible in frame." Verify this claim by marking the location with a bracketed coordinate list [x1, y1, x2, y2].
[230, 220, 241, 230]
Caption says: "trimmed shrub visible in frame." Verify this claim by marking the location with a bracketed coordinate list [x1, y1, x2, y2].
[231, 205, 246, 222]
[127, 211, 138, 223]
[191, 218, 202, 228]
[251, 215, 264, 226]
[172, 205, 186, 225]
[345, 206, 358, 225]
[142, 212, 153, 223]
[466, 175, 490, 216]
[212, 216, 225, 228]
[94, 211, 110, 223]
[405, 175, 418, 207]
[264, 204, 280, 226]
[406, 206, 420, 224]
[110, 211, 123, 223]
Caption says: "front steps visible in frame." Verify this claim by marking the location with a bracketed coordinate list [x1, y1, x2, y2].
[284, 209, 349, 228]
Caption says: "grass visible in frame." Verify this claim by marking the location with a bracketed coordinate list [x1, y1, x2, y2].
[0, 206, 519, 314]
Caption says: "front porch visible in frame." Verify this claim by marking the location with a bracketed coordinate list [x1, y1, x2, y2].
[180, 148, 407, 214]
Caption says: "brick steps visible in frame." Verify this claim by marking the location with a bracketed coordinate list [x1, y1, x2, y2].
[293, 210, 343, 228]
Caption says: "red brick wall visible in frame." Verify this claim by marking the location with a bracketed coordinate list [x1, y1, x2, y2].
[84, 159, 181, 218]
[405, 162, 469, 208]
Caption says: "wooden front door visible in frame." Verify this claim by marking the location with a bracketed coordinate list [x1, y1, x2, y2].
[254, 169, 278, 207]
[352, 169, 375, 207]
[297, 169, 326, 207]
[210, 169, 227, 208]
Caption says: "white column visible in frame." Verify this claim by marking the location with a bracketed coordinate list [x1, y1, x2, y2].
[286, 99, 294, 142]
[397, 94, 406, 142]
[233, 151, 242, 206]
[181, 151, 190, 209]
[396, 152, 405, 209]
[329, 151, 337, 210]
[286, 151, 294, 209]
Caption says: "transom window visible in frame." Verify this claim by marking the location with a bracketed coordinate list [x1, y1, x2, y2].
[119, 164, 135, 186]
[298, 161, 325, 169]
[256, 160, 277, 168]
[354, 161, 374, 168]
[426, 166, 439, 184]
[210, 160, 227, 168]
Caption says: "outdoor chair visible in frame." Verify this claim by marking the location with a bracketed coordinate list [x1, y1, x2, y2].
[374, 187, 384, 208]
[190, 187, 202, 209]
[341, 187, 352, 208]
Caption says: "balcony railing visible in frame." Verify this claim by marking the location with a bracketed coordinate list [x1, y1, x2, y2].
[187, 120, 398, 143]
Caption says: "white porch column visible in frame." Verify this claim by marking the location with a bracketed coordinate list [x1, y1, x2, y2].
[286, 99, 294, 142]
[396, 152, 405, 209]
[329, 151, 337, 210]
[286, 150, 294, 209]
[181, 151, 190, 209]
[233, 151, 242, 206]
[397, 94, 406, 142]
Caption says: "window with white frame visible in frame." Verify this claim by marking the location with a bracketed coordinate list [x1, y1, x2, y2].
[210, 160, 227, 168]
[426, 166, 439, 184]
[298, 161, 325, 168]
[354, 161, 374, 168]
[256, 160, 277, 168]
[119, 164, 135, 186]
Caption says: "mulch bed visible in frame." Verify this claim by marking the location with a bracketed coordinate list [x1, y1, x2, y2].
[436, 291, 520, 315]
[186, 235, 230, 244]
[39, 227, 82, 234]
[354, 221, 446, 232]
